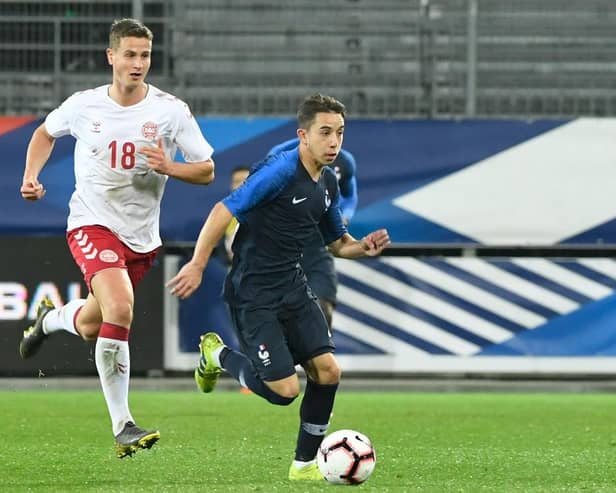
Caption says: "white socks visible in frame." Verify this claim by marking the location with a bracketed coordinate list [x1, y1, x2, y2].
[43, 301, 134, 437]
[95, 336, 133, 436]
[211, 345, 224, 367]
[42, 299, 86, 336]
[293, 459, 316, 469]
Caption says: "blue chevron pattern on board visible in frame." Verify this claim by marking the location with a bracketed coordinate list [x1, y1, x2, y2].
[333, 256, 616, 357]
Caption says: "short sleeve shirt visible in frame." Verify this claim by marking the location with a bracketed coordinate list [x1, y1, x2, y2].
[45, 84, 213, 252]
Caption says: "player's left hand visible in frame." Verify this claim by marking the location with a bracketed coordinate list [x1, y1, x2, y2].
[361, 229, 390, 256]
[166, 260, 204, 299]
[140, 138, 171, 175]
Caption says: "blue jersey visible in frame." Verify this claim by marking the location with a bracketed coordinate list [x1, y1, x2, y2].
[268, 138, 358, 221]
[222, 148, 347, 308]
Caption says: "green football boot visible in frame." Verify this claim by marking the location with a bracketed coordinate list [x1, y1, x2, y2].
[194, 332, 224, 393]
[288, 462, 324, 481]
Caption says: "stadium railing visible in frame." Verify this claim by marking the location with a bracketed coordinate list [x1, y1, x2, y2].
[3, 0, 615, 117]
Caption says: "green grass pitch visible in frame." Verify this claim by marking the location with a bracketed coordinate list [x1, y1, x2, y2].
[2, 388, 616, 492]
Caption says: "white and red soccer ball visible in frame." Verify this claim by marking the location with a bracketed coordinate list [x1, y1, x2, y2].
[317, 429, 376, 484]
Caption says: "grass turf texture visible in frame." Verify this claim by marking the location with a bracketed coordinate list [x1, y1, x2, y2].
[1, 390, 616, 492]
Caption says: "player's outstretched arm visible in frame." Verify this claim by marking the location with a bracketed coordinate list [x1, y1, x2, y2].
[166, 201, 233, 299]
[21, 123, 55, 201]
[140, 139, 215, 185]
[328, 229, 390, 259]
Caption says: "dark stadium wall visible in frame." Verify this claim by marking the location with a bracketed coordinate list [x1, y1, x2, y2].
[0, 237, 163, 376]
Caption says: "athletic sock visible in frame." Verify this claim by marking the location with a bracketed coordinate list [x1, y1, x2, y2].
[95, 322, 133, 436]
[210, 345, 224, 367]
[292, 459, 316, 469]
[42, 299, 86, 336]
[221, 349, 296, 406]
[294, 379, 339, 461]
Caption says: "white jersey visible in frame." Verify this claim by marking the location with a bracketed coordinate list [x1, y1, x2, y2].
[45, 84, 213, 253]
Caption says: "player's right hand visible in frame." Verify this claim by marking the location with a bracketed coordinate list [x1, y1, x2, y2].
[166, 261, 204, 299]
[20, 179, 46, 201]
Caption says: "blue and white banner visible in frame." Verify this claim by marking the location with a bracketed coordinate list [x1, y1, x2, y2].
[332, 256, 616, 374]
[4, 116, 616, 373]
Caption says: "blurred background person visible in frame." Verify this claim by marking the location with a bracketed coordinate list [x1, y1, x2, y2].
[219, 165, 251, 265]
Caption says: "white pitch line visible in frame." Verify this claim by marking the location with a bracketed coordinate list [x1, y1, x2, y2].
[381, 257, 545, 328]
[445, 257, 578, 314]
[511, 258, 612, 300]
[336, 258, 512, 343]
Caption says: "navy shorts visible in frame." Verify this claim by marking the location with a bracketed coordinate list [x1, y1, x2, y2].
[300, 245, 337, 303]
[228, 286, 335, 382]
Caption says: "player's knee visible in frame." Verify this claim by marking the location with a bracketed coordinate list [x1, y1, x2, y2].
[317, 359, 342, 385]
[101, 299, 133, 327]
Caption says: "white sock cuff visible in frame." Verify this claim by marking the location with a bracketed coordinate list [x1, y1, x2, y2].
[62, 299, 87, 336]
[292, 459, 316, 469]
[42, 298, 86, 336]
[211, 346, 224, 367]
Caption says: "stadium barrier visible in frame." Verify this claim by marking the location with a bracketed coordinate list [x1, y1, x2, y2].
[0, 237, 164, 376]
[163, 242, 616, 377]
[4, 238, 616, 377]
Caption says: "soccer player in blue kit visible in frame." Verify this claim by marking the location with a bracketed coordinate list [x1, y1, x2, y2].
[267, 138, 358, 328]
[167, 93, 389, 481]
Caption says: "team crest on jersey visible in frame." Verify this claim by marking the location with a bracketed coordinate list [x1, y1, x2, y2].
[91, 121, 102, 133]
[141, 121, 158, 140]
[324, 188, 331, 210]
[99, 249, 119, 263]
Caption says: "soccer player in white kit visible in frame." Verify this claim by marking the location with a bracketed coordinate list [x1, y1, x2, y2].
[19, 18, 215, 458]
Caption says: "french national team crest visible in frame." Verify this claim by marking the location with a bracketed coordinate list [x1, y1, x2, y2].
[141, 121, 158, 140]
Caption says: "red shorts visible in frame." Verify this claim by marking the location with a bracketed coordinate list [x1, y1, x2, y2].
[67, 225, 159, 290]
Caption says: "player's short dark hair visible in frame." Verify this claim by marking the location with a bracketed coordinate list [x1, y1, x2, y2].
[297, 93, 346, 129]
[109, 18, 153, 49]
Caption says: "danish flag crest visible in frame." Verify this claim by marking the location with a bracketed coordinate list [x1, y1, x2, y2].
[142, 121, 158, 140]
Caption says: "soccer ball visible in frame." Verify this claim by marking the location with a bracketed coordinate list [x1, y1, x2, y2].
[317, 429, 376, 484]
